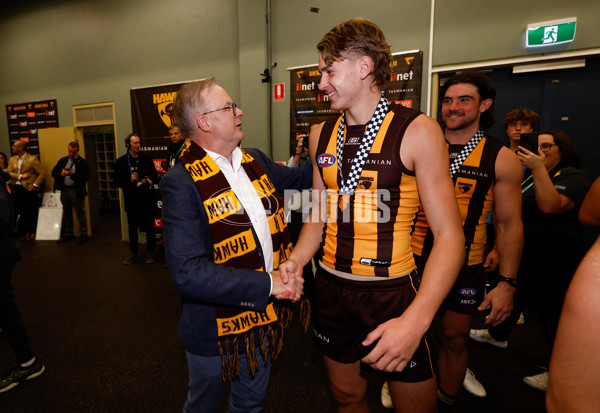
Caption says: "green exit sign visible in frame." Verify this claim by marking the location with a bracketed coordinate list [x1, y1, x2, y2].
[526, 17, 577, 47]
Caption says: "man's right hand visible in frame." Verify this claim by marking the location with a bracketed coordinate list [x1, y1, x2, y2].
[278, 259, 302, 283]
[270, 269, 304, 302]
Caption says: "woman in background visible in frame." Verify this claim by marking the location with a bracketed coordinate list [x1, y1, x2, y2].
[515, 130, 591, 389]
[0, 151, 8, 171]
[472, 130, 591, 392]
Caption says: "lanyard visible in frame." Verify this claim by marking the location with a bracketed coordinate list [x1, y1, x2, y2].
[169, 142, 185, 166]
[126, 153, 139, 176]
[521, 169, 561, 194]
[521, 174, 534, 194]
[449, 130, 484, 177]
[335, 94, 389, 195]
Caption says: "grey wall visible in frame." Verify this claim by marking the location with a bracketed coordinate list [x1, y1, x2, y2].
[434, 1, 599, 65]
[0, 0, 242, 157]
[1, 0, 599, 162]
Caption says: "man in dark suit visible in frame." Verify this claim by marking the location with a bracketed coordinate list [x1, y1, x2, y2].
[114, 133, 159, 265]
[52, 141, 90, 245]
[160, 78, 309, 413]
[166, 124, 185, 170]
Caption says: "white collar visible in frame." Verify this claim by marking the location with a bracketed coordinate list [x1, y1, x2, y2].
[204, 146, 243, 172]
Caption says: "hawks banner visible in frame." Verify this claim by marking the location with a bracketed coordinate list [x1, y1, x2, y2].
[130, 81, 188, 173]
[130, 80, 193, 232]
[288, 50, 423, 153]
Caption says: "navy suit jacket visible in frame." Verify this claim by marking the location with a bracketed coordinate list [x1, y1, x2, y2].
[160, 148, 311, 356]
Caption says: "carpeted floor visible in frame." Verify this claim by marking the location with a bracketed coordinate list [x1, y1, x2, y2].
[0, 211, 547, 412]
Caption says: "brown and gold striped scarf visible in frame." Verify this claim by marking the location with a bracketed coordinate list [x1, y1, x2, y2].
[179, 140, 292, 381]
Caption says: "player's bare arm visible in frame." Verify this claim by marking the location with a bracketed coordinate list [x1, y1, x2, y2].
[361, 114, 464, 372]
[481, 147, 524, 325]
[280, 122, 326, 279]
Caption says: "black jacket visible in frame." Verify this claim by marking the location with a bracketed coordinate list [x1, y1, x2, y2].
[0, 173, 19, 262]
[114, 151, 159, 213]
[51, 155, 90, 197]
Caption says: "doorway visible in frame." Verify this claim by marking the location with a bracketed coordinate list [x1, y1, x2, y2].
[82, 125, 119, 232]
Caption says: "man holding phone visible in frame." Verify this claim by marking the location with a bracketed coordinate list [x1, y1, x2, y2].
[287, 136, 308, 167]
[287, 124, 316, 168]
[52, 141, 90, 245]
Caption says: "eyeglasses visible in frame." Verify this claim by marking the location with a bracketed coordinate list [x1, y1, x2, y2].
[539, 143, 556, 152]
[199, 102, 237, 117]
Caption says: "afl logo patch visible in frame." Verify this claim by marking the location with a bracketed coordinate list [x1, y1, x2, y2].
[460, 288, 477, 297]
[317, 153, 336, 168]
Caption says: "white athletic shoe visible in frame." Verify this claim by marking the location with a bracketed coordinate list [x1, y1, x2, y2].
[463, 368, 487, 397]
[381, 381, 393, 409]
[523, 371, 548, 392]
[469, 329, 508, 348]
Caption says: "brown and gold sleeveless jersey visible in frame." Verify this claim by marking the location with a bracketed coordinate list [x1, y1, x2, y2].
[411, 135, 503, 266]
[315, 103, 421, 277]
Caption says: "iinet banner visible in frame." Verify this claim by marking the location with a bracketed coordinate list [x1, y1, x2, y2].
[287, 50, 423, 147]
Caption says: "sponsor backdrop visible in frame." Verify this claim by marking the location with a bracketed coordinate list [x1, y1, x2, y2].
[5, 99, 59, 159]
[130, 81, 191, 232]
[288, 50, 423, 154]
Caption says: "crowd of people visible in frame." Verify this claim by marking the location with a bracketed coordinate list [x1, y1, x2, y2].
[1, 16, 598, 413]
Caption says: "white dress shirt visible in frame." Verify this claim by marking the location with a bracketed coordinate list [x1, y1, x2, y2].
[204, 148, 275, 278]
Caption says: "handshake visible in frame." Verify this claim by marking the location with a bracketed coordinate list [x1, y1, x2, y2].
[270, 260, 304, 302]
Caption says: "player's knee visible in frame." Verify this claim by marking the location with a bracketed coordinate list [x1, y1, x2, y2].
[330, 383, 367, 407]
[441, 330, 469, 352]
